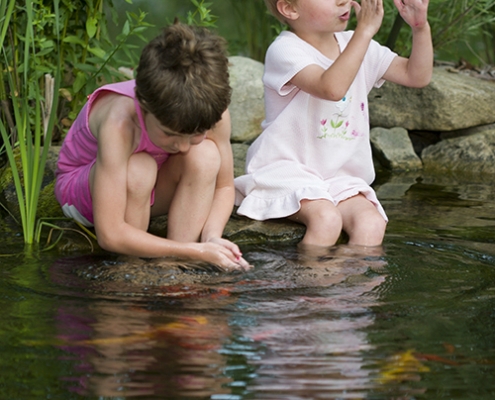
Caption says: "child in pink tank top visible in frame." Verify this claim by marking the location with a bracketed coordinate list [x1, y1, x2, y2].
[55, 23, 250, 271]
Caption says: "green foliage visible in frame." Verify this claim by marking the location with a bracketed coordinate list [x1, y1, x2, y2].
[186, 0, 218, 27]
[350, 0, 495, 65]
[227, 0, 284, 62]
[0, 0, 61, 246]
[1, 0, 153, 135]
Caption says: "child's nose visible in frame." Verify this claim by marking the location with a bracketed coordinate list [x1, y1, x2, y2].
[176, 137, 192, 153]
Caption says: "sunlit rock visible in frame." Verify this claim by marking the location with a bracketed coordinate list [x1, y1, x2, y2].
[369, 67, 495, 131]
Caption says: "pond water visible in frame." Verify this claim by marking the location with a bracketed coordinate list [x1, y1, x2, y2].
[1, 172, 495, 399]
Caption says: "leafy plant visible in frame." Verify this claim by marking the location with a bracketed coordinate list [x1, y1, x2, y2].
[227, 0, 284, 62]
[0, 0, 61, 245]
[185, 0, 217, 27]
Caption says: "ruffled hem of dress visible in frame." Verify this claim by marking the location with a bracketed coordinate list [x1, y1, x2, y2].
[235, 185, 388, 222]
[236, 186, 333, 220]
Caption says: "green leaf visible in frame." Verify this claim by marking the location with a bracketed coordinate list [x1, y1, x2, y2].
[122, 20, 130, 36]
[63, 35, 86, 46]
[87, 46, 106, 59]
[86, 16, 98, 39]
[73, 71, 87, 94]
[73, 63, 98, 73]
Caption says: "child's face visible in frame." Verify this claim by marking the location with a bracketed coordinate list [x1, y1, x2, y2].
[145, 113, 206, 154]
[289, 0, 352, 33]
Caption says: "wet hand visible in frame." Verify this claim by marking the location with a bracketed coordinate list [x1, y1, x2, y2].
[393, 0, 429, 29]
[197, 239, 252, 272]
[352, 0, 384, 38]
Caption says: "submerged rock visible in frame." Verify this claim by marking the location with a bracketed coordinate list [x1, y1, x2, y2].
[55, 248, 386, 297]
[422, 126, 495, 175]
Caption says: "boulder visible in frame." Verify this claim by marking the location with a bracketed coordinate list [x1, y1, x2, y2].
[369, 67, 495, 131]
[422, 126, 495, 176]
[228, 56, 265, 143]
[370, 126, 423, 171]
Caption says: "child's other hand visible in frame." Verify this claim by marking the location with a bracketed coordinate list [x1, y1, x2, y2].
[351, 0, 384, 38]
[393, 0, 429, 29]
[199, 238, 252, 272]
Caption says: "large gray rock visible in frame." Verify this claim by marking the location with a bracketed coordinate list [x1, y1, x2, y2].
[369, 67, 495, 131]
[422, 127, 495, 176]
[370, 126, 423, 171]
[228, 56, 265, 143]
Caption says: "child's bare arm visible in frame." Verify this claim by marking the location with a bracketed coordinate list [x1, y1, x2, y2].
[200, 110, 250, 268]
[200, 110, 235, 243]
[292, 0, 384, 101]
[383, 0, 432, 88]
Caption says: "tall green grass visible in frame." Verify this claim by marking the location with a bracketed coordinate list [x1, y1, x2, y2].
[0, 0, 61, 245]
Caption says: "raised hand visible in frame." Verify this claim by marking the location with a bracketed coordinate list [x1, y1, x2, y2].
[393, 0, 429, 29]
[351, 0, 384, 38]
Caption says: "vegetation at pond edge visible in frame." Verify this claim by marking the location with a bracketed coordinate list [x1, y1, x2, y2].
[1, 0, 495, 246]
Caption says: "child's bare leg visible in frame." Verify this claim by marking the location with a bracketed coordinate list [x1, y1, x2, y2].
[89, 153, 157, 231]
[151, 139, 221, 242]
[121, 152, 158, 230]
[337, 194, 387, 246]
[289, 199, 343, 248]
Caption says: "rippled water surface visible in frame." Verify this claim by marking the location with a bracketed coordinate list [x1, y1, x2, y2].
[1, 173, 494, 399]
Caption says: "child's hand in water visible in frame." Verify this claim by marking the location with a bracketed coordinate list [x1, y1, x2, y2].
[351, 0, 384, 38]
[393, 0, 429, 29]
[196, 239, 252, 272]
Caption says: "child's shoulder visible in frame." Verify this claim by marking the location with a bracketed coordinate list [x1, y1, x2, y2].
[93, 91, 135, 117]
[89, 92, 136, 135]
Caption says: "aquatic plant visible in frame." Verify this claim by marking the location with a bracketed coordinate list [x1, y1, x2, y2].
[0, 0, 154, 247]
[0, 0, 61, 246]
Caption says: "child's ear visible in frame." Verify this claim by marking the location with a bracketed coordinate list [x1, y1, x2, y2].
[277, 0, 299, 21]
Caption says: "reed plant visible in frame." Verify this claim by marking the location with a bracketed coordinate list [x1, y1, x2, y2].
[0, 0, 61, 246]
[0, 0, 154, 248]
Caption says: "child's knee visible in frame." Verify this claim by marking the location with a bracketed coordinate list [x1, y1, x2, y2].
[302, 200, 343, 231]
[351, 213, 387, 245]
[127, 152, 157, 194]
[183, 139, 221, 178]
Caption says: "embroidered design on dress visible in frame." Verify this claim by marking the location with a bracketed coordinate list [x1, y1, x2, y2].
[318, 94, 362, 140]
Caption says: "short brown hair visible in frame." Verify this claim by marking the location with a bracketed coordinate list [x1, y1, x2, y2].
[135, 23, 231, 134]
[264, 0, 296, 25]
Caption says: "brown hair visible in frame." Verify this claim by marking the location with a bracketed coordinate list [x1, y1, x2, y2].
[264, 0, 296, 25]
[135, 23, 231, 134]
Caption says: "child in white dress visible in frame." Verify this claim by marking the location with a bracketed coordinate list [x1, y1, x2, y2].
[235, 0, 432, 249]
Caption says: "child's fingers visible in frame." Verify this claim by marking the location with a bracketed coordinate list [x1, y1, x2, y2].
[206, 238, 252, 270]
[350, 0, 361, 15]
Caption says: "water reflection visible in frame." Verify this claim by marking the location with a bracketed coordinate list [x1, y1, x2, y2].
[230, 250, 386, 399]
[56, 302, 233, 398]
[47, 247, 390, 399]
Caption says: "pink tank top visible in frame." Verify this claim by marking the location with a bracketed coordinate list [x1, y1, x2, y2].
[56, 80, 170, 175]
[55, 80, 170, 225]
